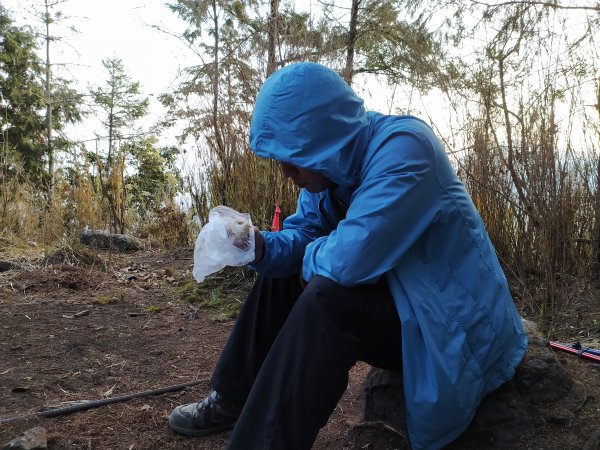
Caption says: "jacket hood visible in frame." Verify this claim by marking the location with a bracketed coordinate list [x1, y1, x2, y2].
[249, 62, 371, 188]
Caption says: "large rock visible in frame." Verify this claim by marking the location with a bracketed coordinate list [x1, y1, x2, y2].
[1, 426, 47, 450]
[80, 230, 144, 252]
[351, 319, 587, 449]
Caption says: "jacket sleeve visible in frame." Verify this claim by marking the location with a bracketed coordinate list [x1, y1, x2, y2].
[250, 189, 328, 277]
[302, 133, 441, 286]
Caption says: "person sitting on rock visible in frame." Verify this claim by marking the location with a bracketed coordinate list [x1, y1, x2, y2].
[168, 62, 528, 450]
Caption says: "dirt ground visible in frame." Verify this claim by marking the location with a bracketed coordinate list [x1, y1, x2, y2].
[0, 247, 368, 449]
[1, 246, 599, 449]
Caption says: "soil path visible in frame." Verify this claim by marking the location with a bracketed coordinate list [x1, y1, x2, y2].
[1, 249, 599, 449]
[0, 250, 365, 449]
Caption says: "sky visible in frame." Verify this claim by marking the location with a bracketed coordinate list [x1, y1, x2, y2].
[2, 0, 198, 148]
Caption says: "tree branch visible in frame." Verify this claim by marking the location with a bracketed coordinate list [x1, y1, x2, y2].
[469, 0, 600, 12]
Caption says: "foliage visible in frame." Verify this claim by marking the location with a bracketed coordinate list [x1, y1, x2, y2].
[90, 57, 149, 163]
[0, 6, 186, 249]
[320, 0, 450, 88]
[163, 0, 301, 226]
[138, 203, 194, 249]
[0, 6, 84, 188]
[424, 0, 600, 330]
[126, 139, 181, 217]
[0, 8, 46, 182]
[90, 57, 151, 233]
[63, 162, 104, 232]
[47, 77, 85, 145]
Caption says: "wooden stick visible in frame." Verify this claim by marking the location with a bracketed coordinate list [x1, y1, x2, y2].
[0, 379, 208, 425]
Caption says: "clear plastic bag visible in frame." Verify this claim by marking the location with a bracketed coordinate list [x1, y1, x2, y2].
[192, 206, 255, 282]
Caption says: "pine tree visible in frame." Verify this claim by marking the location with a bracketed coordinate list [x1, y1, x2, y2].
[0, 7, 46, 182]
[90, 57, 150, 233]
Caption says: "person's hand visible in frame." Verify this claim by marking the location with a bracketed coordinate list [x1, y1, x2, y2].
[231, 226, 263, 264]
[229, 219, 252, 250]
[232, 232, 251, 251]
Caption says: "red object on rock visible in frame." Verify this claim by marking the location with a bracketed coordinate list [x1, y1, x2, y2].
[271, 205, 281, 231]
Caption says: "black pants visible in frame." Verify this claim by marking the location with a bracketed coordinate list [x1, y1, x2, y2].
[212, 274, 403, 450]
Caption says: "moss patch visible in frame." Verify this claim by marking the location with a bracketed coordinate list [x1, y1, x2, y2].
[175, 266, 255, 319]
[93, 295, 121, 305]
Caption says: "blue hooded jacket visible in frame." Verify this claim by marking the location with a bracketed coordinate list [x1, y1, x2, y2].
[249, 62, 527, 449]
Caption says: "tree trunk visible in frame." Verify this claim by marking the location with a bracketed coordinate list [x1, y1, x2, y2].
[212, 0, 220, 145]
[45, 0, 54, 201]
[267, 0, 280, 77]
[343, 0, 360, 84]
[594, 84, 600, 280]
[595, 142, 600, 280]
[211, 0, 227, 206]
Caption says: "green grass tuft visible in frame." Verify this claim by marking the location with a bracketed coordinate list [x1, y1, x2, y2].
[93, 295, 120, 305]
[175, 266, 255, 319]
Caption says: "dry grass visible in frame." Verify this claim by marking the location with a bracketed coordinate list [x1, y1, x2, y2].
[458, 82, 600, 333]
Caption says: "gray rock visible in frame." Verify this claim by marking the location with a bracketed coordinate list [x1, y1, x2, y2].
[359, 320, 586, 449]
[583, 426, 600, 450]
[1, 426, 47, 450]
[514, 338, 572, 403]
[80, 230, 143, 252]
[0, 260, 21, 272]
[363, 367, 405, 431]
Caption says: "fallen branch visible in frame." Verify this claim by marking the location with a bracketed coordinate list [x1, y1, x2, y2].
[0, 379, 208, 425]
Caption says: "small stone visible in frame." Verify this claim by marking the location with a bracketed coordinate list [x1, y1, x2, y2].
[547, 414, 575, 426]
[1, 426, 47, 450]
[583, 426, 600, 450]
[10, 386, 31, 393]
[521, 318, 539, 335]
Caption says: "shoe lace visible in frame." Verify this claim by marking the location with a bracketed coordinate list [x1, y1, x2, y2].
[193, 390, 242, 422]
[197, 390, 220, 413]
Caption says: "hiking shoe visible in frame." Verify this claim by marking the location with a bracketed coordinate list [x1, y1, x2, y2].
[169, 391, 242, 437]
